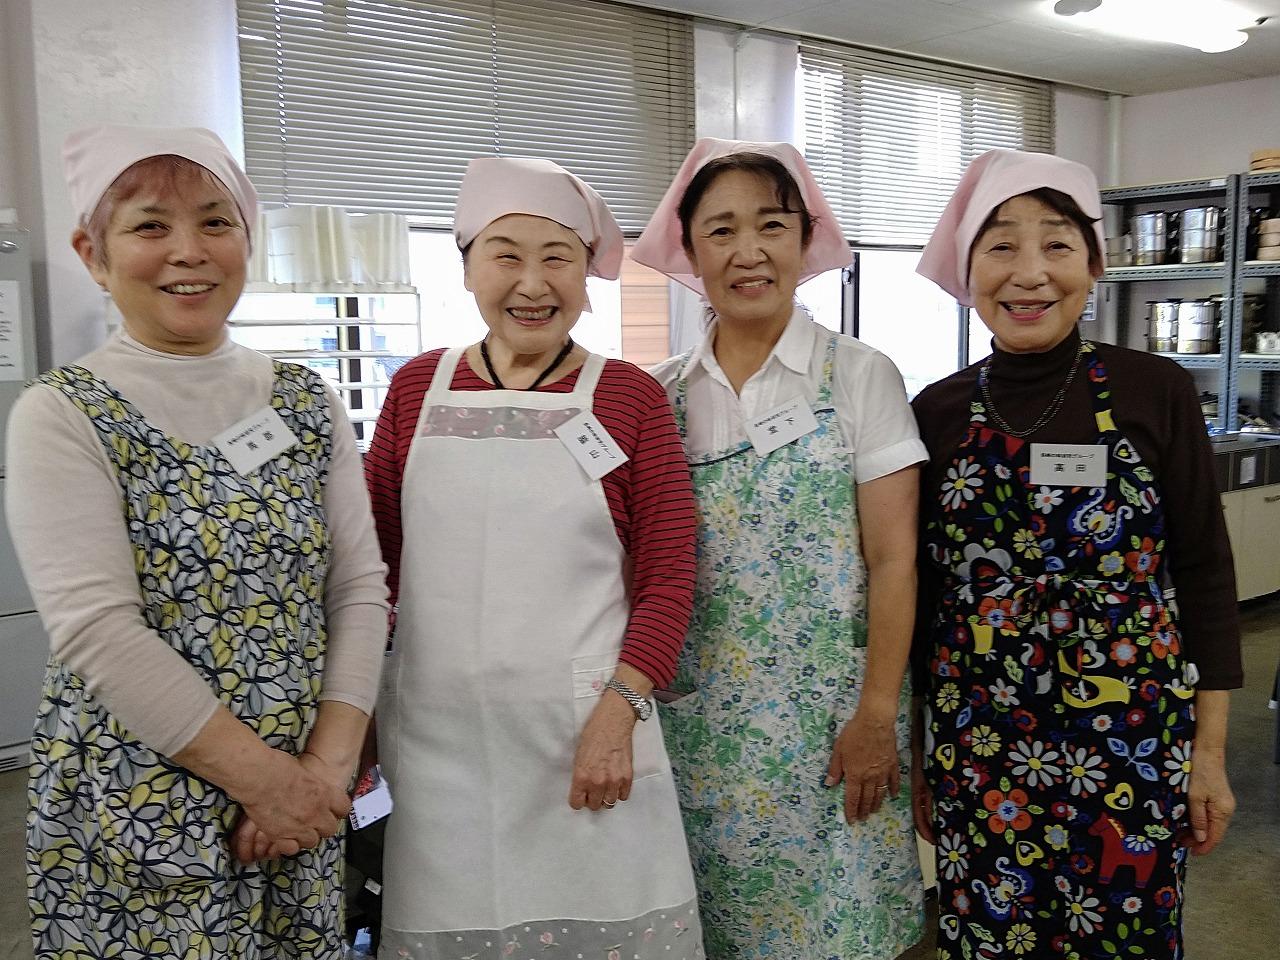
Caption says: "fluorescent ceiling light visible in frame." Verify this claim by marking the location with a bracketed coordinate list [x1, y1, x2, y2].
[1050, 0, 1253, 53]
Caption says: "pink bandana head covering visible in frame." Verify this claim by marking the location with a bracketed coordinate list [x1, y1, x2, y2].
[630, 137, 851, 295]
[917, 148, 1106, 306]
[453, 157, 624, 280]
[62, 125, 259, 236]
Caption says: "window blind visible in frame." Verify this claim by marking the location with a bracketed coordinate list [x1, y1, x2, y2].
[237, 0, 695, 233]
[801, 41, 1054, 247]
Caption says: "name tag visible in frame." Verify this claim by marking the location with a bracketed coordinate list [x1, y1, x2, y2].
[745, 396, 819, 456]
[555, 411, 629, 480]
[1029, 443, 1107, 487]
[212, 407, 299, 476]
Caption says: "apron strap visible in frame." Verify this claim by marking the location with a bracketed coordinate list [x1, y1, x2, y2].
[571, 352, 607, 406]
[426, 347, 467, 402]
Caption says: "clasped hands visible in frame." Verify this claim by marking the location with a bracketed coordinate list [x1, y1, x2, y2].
[229, 748, 352, 864]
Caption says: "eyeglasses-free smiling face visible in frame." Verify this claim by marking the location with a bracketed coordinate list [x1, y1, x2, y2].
[75, 170, 248, 356]
[967, 193, 1095, 355]
[684, 168, 808, 331]
[464, 213, 589, 362]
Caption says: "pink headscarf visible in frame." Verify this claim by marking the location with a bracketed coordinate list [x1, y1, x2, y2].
[62, 125, 259, 234]
[630, 137, 851, 295]
[917, 149, 1106, 306]
[454, 157, 625, 280]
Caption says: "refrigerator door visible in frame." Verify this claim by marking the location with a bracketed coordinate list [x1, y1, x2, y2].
[0, 476, 35, 616]
[0, 228, 38, 470]
[0, 610, 47, 770]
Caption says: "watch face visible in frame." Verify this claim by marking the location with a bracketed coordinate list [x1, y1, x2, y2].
[636, 698, 653, 720]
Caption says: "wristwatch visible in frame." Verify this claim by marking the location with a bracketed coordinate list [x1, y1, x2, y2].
[605, 678, 653, 721]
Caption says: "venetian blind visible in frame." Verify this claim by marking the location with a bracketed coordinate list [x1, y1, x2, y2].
[801, 41, 1054, 247]
[237, 0, 695, 233]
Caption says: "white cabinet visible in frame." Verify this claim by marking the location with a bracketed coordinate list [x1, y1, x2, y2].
[1222, 484, 1280, 601]
[0, 611, 46, 770]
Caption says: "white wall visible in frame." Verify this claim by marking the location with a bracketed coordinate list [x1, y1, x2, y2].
[1054, 86, 1109, 182]
[1119, 74, 1280, 184]
[3, 0, 243, 367]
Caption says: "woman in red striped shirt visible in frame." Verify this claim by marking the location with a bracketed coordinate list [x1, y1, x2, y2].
[363, 157, 704, 960]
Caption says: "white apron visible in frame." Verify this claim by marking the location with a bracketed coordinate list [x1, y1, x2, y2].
[378, 347, 703, 960]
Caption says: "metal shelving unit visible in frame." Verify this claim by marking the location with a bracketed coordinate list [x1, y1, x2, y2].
[1098, 176, 1239, 430]
[1236, 172, 1280, 429]
[228, 289, 421, 445]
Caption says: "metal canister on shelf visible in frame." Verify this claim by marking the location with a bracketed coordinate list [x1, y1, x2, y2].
[1246, 207, 1273, 259]
[1241, 293, 1267, 351]
[1177, 205, 1221, 263]
[1131, 211, 1168, 265]
[1146, 299, 1180, 352]
[1175, 299, 1219, 354]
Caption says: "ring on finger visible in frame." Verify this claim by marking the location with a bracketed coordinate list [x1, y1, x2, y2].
[602, 799, 618, 808]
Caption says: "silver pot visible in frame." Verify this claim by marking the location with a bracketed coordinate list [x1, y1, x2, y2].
[1178, 206, 1221, 263]
[1132, 212, 1168, 265]
[1176, 299, 1219, 353]
[1146, 300, 1180, 352]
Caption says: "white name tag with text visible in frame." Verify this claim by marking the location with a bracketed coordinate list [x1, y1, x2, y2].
[745, 396, 819, 456]
[1030, 443, 1107, 487]
[213, 407, 299, 476]
[555, 411, 629, 480]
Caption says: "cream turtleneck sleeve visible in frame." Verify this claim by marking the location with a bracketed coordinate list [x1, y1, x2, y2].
[4, 328, 389, 756]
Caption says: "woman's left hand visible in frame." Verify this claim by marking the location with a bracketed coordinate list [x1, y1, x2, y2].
[827, 707, 900, 824]
[1185, 743, 1235, 856]
[230, 751, 353, 863]
[568, 693, 637, 811]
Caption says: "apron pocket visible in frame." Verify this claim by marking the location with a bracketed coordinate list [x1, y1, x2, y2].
[571, 654, 667, 781]
[92, 744, 232, 891]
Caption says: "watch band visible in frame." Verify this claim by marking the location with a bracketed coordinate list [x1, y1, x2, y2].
[605, 677, 652, 721]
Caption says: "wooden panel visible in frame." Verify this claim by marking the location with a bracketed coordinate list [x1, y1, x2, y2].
[620, 250, 672, 369]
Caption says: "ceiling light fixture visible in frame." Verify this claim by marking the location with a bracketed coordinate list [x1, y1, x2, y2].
[1049, 0, 1253, 53]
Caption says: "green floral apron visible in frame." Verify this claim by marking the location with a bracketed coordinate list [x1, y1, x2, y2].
[25, 362, 344, 960]
[660, 331, 924, 960]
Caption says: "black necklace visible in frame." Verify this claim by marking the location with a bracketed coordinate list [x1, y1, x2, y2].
[479, 337, 575, 390]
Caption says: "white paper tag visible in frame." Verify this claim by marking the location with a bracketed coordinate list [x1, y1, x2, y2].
[745, 396, 819, 456]
[555, 411, 629, 480]
[1029, 443, 1107, 487]
[212, 407, 298, 476]
[348, 766, 394, 830]
[1240, 453, 1258, 485]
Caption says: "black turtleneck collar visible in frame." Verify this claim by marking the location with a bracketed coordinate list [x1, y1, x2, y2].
[986, 326, 1082, 384]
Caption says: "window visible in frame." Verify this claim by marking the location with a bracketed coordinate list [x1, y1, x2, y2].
[237, 0, 695, 233]
[800, 42, 1054, 247]
[799, 42, 1052, 388]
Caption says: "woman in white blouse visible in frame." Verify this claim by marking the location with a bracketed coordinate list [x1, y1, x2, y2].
[632, 138, 927, 959]
[5, 124, 387, 958]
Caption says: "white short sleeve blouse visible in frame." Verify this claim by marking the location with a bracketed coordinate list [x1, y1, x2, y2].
[649, 306, 927, 483]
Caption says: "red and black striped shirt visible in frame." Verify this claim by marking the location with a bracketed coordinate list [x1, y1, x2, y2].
[364, 348, 697, 687]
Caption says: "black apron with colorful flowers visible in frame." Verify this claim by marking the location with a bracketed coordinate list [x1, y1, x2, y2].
[922, 342, 1198, 960]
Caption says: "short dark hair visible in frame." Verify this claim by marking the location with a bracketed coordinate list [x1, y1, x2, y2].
[677, 153, 815, 252]
[973, 186, 1103, 275]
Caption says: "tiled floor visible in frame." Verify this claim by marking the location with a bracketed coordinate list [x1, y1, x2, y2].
[2, 599, 1277, 959]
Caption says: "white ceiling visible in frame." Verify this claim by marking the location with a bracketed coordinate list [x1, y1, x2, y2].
[629, 0, 1280, 95]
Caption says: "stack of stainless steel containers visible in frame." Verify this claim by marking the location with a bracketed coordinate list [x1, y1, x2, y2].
[1127, 206, 1223, 265]
[1145, 292, 1270, 354]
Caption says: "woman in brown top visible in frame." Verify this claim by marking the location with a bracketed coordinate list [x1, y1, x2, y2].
[911, 149, 1240, 960]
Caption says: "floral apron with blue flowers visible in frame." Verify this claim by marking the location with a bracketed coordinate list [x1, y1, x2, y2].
[922, 342, 1197, 960]
[661, 332, 924, 960]
[26, 363, 344, 960]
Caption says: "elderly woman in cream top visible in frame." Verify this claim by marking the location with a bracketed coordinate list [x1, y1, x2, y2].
[6, 125, 387, 959]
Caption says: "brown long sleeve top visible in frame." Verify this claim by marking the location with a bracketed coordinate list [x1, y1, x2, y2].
[911, 328, 1243, 690]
